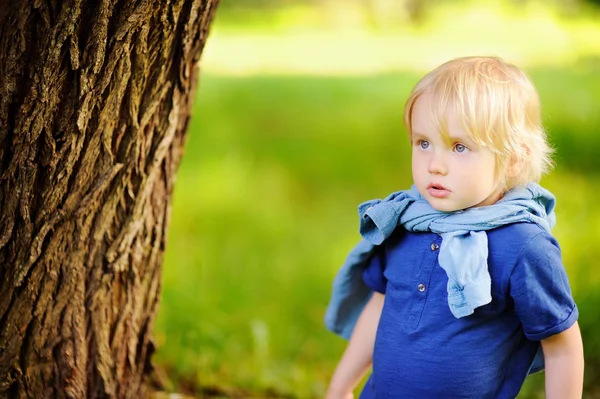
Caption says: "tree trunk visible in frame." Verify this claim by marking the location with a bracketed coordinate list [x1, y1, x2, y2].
[0, 0, 218, 397]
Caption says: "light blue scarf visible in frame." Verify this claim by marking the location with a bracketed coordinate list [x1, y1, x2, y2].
[324, 183, 556, 374]
[358, 183, 555, 318]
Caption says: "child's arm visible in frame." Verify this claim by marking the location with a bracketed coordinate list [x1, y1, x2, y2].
[541, 321, 584, 399]
[326, 292, 385, 399]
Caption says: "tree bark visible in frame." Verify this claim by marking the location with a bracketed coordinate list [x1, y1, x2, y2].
[0, 0, 218, 397]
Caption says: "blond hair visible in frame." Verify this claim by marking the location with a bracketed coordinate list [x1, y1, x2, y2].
[403, 56, 553, 191]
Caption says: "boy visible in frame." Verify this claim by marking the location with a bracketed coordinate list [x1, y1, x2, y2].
[325, 57, 584, 398]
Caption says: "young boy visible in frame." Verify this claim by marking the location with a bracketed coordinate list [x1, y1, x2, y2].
[325, 56, 584, 398]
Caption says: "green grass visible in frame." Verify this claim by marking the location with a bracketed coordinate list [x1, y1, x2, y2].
[153, 68, 600, 398]
[202, 0, 600, 76]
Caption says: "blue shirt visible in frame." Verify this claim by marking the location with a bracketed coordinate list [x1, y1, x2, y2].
[359, 223, 578, 399]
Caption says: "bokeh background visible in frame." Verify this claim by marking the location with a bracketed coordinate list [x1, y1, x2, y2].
[153, 0, 600, 397]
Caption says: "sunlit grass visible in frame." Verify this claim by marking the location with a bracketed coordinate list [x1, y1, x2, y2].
[204, 0, 600, 75]
[154, 68, 600, 397]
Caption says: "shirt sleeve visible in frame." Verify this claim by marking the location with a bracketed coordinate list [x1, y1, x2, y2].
[509, 231, 578, 341]
[362, 244, 387, 294]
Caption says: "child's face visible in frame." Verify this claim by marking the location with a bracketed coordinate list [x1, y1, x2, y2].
[410, 94, 503, 212]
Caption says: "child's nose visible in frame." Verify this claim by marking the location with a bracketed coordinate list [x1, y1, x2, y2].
[428, 153, 448, 175]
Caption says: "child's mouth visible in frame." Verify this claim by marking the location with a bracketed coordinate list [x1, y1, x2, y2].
[427, 184, 450, 198]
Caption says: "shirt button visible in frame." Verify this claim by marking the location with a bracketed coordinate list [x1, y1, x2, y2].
[417, 283, 426, 292]
[430, 243, 439, 251]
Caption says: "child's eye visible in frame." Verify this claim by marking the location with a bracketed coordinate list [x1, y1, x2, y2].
[419, 140, 430, 149]
[454, 143, 468, 153]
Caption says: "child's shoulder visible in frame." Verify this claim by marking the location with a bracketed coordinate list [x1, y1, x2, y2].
[489, 221, 554, 242]
[488, 222, 560, 263]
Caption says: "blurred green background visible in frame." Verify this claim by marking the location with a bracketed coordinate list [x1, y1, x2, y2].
[153, 0, 600, 397]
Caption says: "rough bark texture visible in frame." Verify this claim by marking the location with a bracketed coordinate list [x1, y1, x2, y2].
[0, 0, 218, 397]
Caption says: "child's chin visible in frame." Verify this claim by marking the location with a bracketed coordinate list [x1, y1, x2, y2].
[427, 198, 461, 213]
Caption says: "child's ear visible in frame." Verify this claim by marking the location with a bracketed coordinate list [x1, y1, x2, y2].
[507, 157, 523, 178]
[507, 145, 530, 178]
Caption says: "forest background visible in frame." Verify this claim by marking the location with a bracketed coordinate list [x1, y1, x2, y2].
[153, 0, 600, 397]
